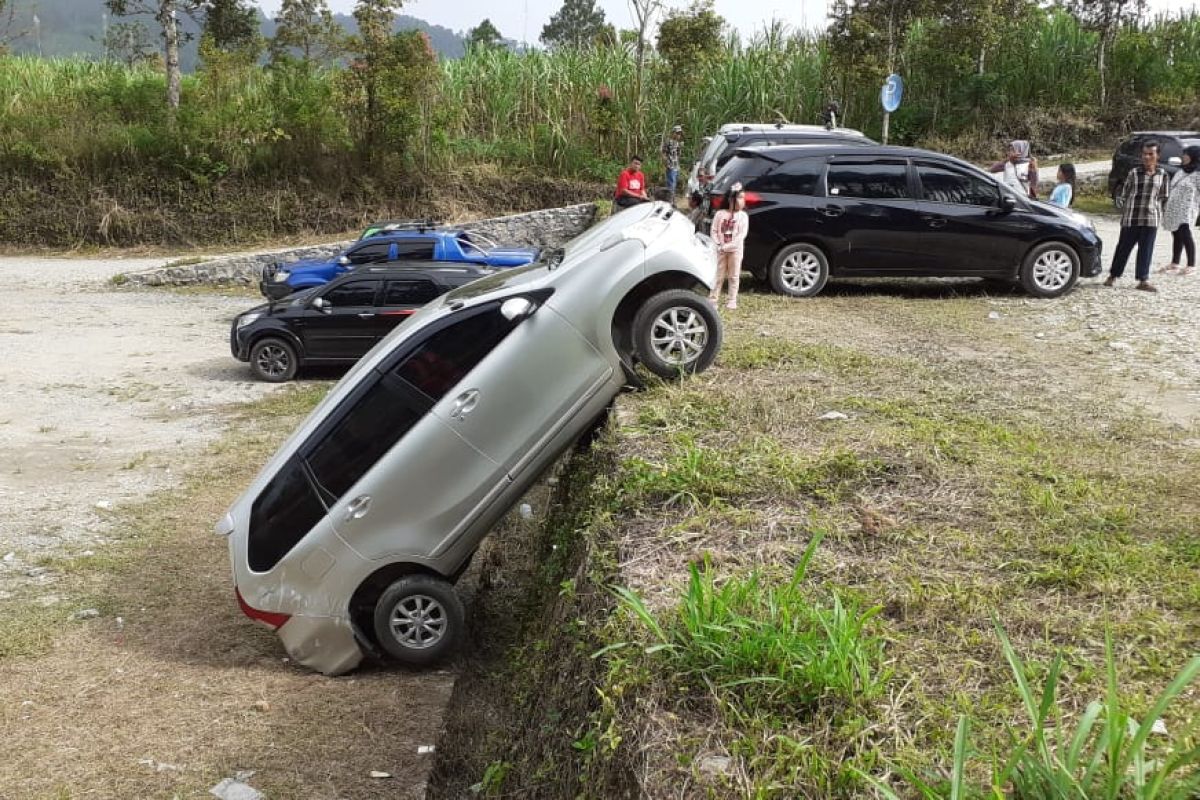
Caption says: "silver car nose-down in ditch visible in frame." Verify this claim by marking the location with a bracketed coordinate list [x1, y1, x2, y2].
[215, 202, 722, 675]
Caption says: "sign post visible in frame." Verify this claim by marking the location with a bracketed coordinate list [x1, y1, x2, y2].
[880, 73, 903, 145]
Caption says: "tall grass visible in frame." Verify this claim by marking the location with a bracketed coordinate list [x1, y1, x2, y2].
[609, 533, 886, 717]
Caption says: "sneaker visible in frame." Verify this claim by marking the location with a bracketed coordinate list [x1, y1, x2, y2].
[1181, 266, 1195, 276]
[725, 302, 738, 310]
[1162, 264, 1181, 274]
[1136, 281, 1158, 293]
[1103, 276, 1116, 287]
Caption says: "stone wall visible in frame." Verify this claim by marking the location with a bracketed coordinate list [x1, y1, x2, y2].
[121, 203, 598, 287]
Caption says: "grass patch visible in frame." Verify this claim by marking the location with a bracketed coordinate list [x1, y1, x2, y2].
[1072, 192, 1119, 217]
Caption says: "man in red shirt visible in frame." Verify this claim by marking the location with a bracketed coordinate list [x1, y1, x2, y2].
[614, 155, 650, 209]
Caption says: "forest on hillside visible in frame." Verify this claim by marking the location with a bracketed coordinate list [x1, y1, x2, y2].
[1, 0, 1197, 246]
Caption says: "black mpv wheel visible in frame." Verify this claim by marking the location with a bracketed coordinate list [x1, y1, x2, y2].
[249, 337, 298, 383]
[769, 243, 829, 297]
[1020, 242, 1079, 298]
[373, 575, 464, 666]
[632, 289, 722, 379]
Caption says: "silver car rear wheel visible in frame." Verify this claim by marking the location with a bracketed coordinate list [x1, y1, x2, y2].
[373, 575, 464, 666]
[1020, 242, 1079, 298]
[632, 289, 723, 379]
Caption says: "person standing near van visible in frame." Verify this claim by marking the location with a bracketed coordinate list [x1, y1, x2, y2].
[709, 183, 749, 310]
[1161, 145, 1200, 276]
[614, 155, 650, 210]
[661, 125, 683, 196]
[1105, 140, 1170, 292]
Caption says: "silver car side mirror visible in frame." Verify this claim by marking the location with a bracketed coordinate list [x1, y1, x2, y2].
[500, 297, 536, 321]
[1168, 156, 1183, 166]
[337, 255, 351, 266]
[312, 297, 332, 314]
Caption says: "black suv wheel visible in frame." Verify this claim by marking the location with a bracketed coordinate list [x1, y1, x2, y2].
[249, 337, 298, 382]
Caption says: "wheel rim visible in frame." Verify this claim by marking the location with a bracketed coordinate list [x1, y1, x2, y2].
[254, 344, 291, 378]
[780, 250, 822, 293]
[388, 594, 447, 650]
[1032, 249, 1074, 292]
[650, 306, 710, 367]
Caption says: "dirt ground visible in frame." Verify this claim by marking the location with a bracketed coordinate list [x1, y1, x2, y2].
[0, 212, 1196, 797]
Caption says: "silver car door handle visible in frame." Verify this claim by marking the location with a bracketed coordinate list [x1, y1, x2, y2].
[357, 312, 376, 319]
[344, 495, 372, 521]
[449, 389, 480, 420]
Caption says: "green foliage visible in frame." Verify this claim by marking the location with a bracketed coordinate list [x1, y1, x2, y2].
[269, 0, 345, 65]
[540, 0, 610, 50]
[341, 28, 440, 161]
[655, 0, 726, 85]
[610, 534, 887, 718]
[466, 18, 503, 52]
[202, 0, 260, 54]
[857, 625, 1200, 799]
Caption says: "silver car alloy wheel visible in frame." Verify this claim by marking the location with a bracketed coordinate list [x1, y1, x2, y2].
[650, 306, 710, 367]
[781, 251, 822, 293]
[254, 343, 291, 379]
[389, 593, 447, 650]
[1031, 248, 1074, 292]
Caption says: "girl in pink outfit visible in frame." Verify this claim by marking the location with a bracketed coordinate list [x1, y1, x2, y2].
[709, 184, 749, 309]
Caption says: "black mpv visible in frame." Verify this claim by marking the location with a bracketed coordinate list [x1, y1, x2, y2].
[231, 264, 492, 382]
[702, 144, 1103, 298]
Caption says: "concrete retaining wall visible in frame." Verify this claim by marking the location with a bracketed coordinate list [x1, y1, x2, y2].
[122, 203, 598, 287]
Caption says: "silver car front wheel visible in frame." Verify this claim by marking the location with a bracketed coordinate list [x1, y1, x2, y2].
[632, 289, 723, 379]
[1020, 242, 1079, 298]
[769, 243, 829, 297]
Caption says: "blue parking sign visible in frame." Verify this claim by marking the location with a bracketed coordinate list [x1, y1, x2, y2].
[881, 73, 903, 113]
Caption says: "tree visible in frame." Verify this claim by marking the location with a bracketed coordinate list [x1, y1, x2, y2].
[1066, 0, 1146, 106]
[106, 0, 204, 111]
[103, 20, 158, 65]
[466, 18, 502, 51]
[270, 0, 345, 64]
[202, 0, 259, 53]
[656, 1, 725, 85]
[540, 0, 609, 50]
[628, 0, 665, 147]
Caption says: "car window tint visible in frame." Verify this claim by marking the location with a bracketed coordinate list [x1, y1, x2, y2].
[392, 304, 521, 401]
[248, 456, 327, 571]
[384, 279, 440, 306]
[827, 159, 910, 199]
[916, 163, 1000, 207]
[303, 378, 429, 502]
[751, 157, 825, 195]
[347, 243, 392, 265]
[395, 242, 435, 259]
[323, 280, 379, 307]
[710, 154, 776, 195]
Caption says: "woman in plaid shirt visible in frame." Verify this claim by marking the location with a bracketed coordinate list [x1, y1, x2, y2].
[1105, 140, 1171, 292]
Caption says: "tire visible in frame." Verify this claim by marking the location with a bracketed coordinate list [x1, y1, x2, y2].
[373, 575, 464, 667]
[631, 289, 722, 379]
[249, 337, 298, 383]
[769, 243, 829, 297]
[1019, 242, 1079, 298]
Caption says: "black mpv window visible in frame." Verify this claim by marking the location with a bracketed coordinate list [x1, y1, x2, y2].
[827, 160, 911, 199]
[323, 280, 379, 307]
[916, 163, 1000, 207]
[751, 157, 825, 195]
[384, 279, 440, 305]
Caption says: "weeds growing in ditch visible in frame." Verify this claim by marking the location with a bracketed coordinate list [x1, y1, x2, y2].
[609, 532, 886, 718]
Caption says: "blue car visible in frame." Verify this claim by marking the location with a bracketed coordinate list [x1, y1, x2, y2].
[260, 229, 540, 300]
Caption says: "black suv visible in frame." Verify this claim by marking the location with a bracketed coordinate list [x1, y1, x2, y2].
[701, 144, 1103, 298]
[232, 264, 492, 382]
[1108, 131, 1200, 202]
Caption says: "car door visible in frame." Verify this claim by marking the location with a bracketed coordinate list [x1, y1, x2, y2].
[374, 277, 442, 339]
[914, 160, 1027, 274]
[741, 156, 828, 275]
[820, 157, 925, 272]
[425, 299, 613, 481]
[299, 279, 382, 360]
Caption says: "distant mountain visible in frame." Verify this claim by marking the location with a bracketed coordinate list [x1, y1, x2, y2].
[0, 0, 472, 64]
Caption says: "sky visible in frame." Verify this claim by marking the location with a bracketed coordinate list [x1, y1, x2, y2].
[255, 0, 1195, 45]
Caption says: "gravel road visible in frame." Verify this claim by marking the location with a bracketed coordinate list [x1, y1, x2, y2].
[0, 256, 280, 592]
